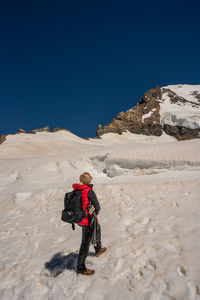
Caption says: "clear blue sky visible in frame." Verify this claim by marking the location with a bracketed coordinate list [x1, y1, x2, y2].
[0, 0, 200, 137]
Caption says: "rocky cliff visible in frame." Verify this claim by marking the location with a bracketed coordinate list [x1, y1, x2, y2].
[96, 85, 200, 140]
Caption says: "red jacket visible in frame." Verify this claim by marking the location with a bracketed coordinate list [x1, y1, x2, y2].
[72, 183, 92, 226]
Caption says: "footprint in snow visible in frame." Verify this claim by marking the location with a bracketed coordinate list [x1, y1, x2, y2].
[34, 241, 40, 252]
[100, 266, 110, 280]
[141, 216, 150, 225]
[135, 270, 143, 280]
[187, 281, 200, 299]
[176, 265, 186, 277]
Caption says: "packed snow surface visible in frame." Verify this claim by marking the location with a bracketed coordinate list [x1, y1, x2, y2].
[0, 129, 200, 300]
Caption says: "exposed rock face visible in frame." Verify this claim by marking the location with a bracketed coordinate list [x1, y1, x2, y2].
[52, 127, 71, 133]
[16, 128, 26, 134]
[28, 126, 71, 133]
[163, 124, 200, 140]
[0, 135, 7, 145]
[28, 126, 50, 134]
[96, 86, 163, 137]
[96, 85, 200, 141]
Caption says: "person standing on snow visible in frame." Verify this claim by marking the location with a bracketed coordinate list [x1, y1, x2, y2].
[72, 172, 106, 275]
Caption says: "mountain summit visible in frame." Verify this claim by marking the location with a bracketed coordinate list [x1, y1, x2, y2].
[96, 84, 200, 140]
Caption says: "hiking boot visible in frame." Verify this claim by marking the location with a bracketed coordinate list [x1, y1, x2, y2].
[77, 268, 95, 275]
[95, 247, 107, 257]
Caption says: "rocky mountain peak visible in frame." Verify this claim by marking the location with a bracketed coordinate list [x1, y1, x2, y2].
[96, 85, 200, 140]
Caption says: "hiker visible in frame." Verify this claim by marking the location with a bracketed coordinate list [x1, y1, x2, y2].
[72, 172, 106, 275]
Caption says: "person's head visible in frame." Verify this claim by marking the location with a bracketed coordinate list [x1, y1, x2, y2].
[79, 172, 92, 185]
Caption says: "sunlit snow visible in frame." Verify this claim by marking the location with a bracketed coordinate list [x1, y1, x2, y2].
[160, 84, 200, 129]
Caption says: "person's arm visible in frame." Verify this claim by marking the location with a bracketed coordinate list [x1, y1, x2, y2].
[87, 189, 100, 214]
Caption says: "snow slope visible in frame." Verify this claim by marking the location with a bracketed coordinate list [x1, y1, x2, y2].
[160, 84, 200, 129]
[0, 130, 200, 300]
[162, 84, 200, 104]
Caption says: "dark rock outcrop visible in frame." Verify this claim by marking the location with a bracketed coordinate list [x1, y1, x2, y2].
[0, 135, 7, 145]
[16, 128, 26, 134]
[28, 126, 50, 134]
[163, 124, 200, 140]
[52, 127, 71, 133]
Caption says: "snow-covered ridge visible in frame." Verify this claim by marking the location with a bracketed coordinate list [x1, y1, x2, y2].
[160, 84, 200, 129]
[162, 84, 200, 104]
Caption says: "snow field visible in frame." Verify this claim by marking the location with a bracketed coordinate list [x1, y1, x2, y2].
[1, 132, 199, 195]
[0, 182, 200, 299]
[0, 129, 200, 299]
[160, 85, 200, 129]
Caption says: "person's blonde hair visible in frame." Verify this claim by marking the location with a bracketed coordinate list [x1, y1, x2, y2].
[79, 172, 92, 185]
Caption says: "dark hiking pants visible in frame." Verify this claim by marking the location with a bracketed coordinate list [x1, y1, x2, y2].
[77, 224, 102, 272]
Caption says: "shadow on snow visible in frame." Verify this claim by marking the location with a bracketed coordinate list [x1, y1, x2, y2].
[44, 251, 95, 277]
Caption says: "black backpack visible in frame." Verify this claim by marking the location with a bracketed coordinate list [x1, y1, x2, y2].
[61, 190, 88, 230]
